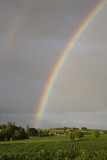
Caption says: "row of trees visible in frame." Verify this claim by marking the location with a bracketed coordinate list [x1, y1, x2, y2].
[0, 122, 28, 141]
[0, 122, 103, 141]
[0, 122, 51, 141]
[26, 124, 50, 137]
[68, 130, 100, 141]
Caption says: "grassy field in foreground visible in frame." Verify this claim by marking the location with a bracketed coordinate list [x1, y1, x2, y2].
[0, 134, 107, 159]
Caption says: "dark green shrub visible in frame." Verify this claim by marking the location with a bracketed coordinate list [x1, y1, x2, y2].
[68, 131, 84, 141]
[92, 130, 100, 138]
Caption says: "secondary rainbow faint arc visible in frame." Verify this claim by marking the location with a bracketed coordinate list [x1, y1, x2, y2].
[35, 0, 107, 128]
[0, 0, 34, 65]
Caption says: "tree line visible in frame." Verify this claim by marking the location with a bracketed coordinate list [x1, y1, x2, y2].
[0, 122, 50, 141]
[0, 122, 29, 141]
[68, 130, 100, 141]
[0, 122, 105, 141]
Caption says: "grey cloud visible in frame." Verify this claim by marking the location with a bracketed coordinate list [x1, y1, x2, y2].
[0, 0, 107, 129]
[38, 111, 107, 129]
[0, 69, 43, 113]
[0, 113, 35, 128]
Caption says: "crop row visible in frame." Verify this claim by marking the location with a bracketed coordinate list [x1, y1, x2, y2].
[0, 141, 107, 154]
[0, 150, 107, 160]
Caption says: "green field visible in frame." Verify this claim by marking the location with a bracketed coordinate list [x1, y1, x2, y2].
[0, 134, 107, 160]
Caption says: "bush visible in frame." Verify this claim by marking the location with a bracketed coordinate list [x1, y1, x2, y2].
[74, 131, 84, 139]
[103, 130, 107, 134]
[68, 131, 84, 141]
[68, 132, 75, 141]
[92, 130, 100, 138]
[83, 131, 91, 135]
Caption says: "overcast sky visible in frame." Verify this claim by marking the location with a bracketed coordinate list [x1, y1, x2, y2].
[0, 0, 107, 129]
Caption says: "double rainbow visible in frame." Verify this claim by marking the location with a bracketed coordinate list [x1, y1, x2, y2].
[35, 0, 107, 128]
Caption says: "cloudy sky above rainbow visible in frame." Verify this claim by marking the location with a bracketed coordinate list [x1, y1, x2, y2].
[0, 0, 107, 129]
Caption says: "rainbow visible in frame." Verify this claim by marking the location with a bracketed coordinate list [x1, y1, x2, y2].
[35, 0, 107, 128]
[0, 0, 34, 66]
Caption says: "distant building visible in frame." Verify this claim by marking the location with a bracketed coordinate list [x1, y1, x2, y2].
[79, 127, 87, 130]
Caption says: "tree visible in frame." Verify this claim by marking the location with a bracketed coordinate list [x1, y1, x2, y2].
[6, 122, 14, 141]
[0, 129, 6, 141]
[103, 130, 107, 134]
[68, 131, 84, 141]
[68, 132, 75, 141]
[6, 121, 18, 141]
[80, 127, 87, 130]
[0, 122, 29, 141]
[12, 130, 22, 140]
[74, 131, 84, 139]
[0, 124, 6, 129]
[64, 127, 67, 130]
[19, 126, 29, 139]
[92, 130, 100, 138]
[26, 124, 29, 135]
[29, 128, 38, 136]
[12, 127, 29, 140]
